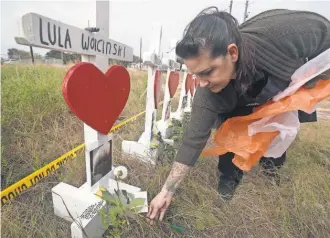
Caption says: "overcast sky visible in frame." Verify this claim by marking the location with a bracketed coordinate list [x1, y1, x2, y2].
[1, 0, 330, 58]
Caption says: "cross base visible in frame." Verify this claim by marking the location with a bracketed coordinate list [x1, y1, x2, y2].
[183, 107, 192, 113]
[156, 120, 174, 139]
[171, 111, 184, 121]
[121, 140, 159, 165]
[52, 168, 147, 238]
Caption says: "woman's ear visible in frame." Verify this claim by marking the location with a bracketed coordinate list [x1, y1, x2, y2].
[227, 43, 239, 63]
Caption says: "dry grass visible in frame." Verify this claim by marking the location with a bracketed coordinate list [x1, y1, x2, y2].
[1, 65, 330, 238]
[116, 120, 330, 238]
[318, 98, 330, 109]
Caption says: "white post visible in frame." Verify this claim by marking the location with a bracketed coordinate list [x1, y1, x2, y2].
[183, 73, 196, 113]
[82, 0, 111, 189]
[172, 64, 194, 119]
[122, 23, 163, 164]
[184, 83, 193, 113]
[161, 68, 173, 121]
[138, 23, 162, 147]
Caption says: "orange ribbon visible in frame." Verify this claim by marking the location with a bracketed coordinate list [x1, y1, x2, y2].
[202, 78, 330, 171]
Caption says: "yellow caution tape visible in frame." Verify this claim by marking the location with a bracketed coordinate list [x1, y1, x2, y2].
[1, 111, 146, 206]
[1, 145, 83, 206]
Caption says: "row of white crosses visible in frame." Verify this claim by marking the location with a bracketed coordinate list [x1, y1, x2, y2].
[16, 1, 147, 237]
[122, 23, 163, 164]
[122, 25, 198, 164]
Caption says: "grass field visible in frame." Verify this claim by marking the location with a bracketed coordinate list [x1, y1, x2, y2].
[1, 64, 330, 238]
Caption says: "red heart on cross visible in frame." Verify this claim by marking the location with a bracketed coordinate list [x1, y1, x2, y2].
[185, 73, 193, 94]
[154, 70, 162, 109]
[190, 78, 195, 96]
[62, 62, 130, 134]
[194, 77, 200, 88]
[168, 71, 180, 98]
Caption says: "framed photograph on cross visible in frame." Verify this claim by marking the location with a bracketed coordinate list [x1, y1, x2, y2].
[85, 134, 113, 187]
[89, 140, 112, 186]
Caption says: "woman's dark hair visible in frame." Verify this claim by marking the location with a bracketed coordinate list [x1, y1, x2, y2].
[176, 6, 255, 93]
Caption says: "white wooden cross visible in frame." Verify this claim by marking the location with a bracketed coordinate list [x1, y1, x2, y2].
[16, 1, 147, 237]
[184, 73, 196, 113]
[121, 23, 163, 165]
[156, 39, 181, 140]
[171, 64, 194, 120]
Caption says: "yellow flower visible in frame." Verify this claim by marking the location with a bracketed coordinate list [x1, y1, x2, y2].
[95, 186, 107, 197]
[150, 142, 158, 149]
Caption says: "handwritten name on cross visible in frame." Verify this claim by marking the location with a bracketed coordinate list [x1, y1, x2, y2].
[20, 13, 133, 61]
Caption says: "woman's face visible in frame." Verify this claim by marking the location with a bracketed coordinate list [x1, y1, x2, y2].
[184, 44, 239, 93]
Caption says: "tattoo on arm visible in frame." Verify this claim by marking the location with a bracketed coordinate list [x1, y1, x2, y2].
[162, 162, 191, 193]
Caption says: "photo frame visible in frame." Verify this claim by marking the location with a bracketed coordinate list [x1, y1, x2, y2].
[86, 136, 113, 187]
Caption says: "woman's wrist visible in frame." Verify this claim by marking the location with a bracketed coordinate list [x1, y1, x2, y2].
[161, 162, 192, 195]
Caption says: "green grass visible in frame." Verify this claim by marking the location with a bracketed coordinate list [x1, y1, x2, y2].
[1, 65, 330, 238]
[1, 65, 80, 189]
[1, 65, 67, 125]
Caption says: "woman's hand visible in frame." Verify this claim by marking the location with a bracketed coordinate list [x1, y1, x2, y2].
[146, 162, 192, 225]
[146, 190, 174, 225]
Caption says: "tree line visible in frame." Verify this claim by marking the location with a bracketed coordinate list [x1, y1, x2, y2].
[5, 48, 143, 66]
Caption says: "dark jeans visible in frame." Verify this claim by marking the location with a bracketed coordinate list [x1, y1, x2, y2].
[218, 152, 286, 181]
[218, 104, 287, 181]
